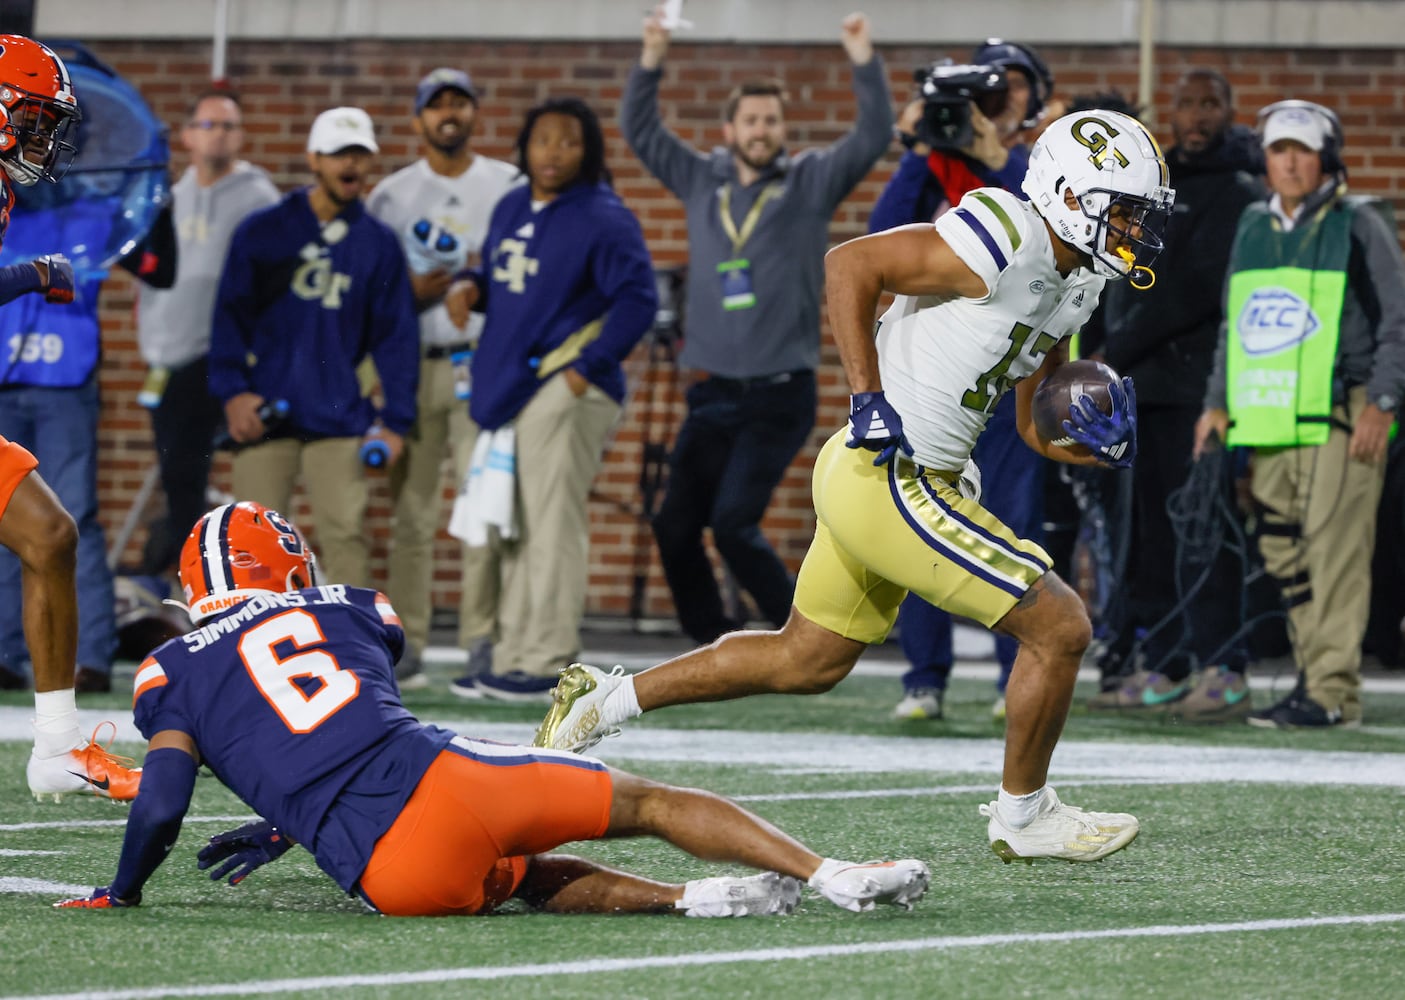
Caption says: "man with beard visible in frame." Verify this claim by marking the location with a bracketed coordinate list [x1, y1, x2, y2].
[209, 107, 418, 589]
[620, 8, 892, 644]
[1092, 69, 1266, 720]
[366, 70, 517, 690]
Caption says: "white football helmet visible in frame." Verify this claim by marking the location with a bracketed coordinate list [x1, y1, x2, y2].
[1022, 110, 1175, 284]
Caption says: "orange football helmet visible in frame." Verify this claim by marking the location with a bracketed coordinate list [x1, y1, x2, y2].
[0, 34, 80, 186]
[177, 502, 321, 625]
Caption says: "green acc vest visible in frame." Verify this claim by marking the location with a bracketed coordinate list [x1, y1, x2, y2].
[1224, 199, 1356, 447]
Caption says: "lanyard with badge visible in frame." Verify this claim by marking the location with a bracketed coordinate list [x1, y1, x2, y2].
[717, 183, 780, 311]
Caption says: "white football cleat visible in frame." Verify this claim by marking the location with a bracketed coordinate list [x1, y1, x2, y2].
[532, 663, 626, 752]
[810, 858, 930, 913]
[980, 787, 1138, 864]
[27, 723, 142, 803]
[676, 872, 802, 918]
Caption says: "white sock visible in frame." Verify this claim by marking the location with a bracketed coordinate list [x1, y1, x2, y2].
[807, 858, 848, 889]
[33, 689, 83, 757]
[997, 785, 1048, 830]
[601, 674, 642, 726]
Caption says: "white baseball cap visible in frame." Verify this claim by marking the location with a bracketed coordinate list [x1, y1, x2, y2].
[307, 106, 379, 155]
[1261, 105, 1326, 151]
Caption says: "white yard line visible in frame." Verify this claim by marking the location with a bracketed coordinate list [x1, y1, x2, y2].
[5, 912, 1403, 1000]
[1, 708, 1401, 787]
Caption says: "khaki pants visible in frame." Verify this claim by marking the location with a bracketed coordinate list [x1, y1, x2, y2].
[231, 436, 369, 588]
[1251, 387, 1386, 719]
[386, 356, 500, 655]
[494, 374, 619, 678]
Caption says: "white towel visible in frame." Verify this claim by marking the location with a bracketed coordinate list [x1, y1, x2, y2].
[449, 426, 517, 546]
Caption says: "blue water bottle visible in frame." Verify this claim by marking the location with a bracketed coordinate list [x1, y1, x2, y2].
[360, 425, 390, 468]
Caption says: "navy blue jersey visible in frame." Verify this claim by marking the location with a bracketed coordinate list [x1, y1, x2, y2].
[133, 586, 453, 892]
[467, 181, 657, 431]
[207, 189, 420, 437]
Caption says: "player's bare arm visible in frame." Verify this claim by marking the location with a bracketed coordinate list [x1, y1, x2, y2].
[824, 224, 987, 392]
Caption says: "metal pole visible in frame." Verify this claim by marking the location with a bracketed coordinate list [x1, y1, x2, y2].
[212, 0, 230, 84]
[1138, 0, 1156, 125]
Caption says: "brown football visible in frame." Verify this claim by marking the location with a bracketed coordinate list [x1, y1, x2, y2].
[1031, 359, 1121, 454]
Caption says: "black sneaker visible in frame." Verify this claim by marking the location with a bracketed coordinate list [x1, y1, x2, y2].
[1247, 692, 1355, 730]
[449, 639, 494, 700]
[475, 671, 558, 703]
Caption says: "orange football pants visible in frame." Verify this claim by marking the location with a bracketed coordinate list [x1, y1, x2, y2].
[357, 737, 613, 916]
[0, 434, 38, 522]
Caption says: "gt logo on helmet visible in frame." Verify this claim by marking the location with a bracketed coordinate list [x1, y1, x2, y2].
[1070, 117, 1129, 170]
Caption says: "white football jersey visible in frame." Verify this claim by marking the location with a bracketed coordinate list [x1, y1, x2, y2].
[877, 186, 1106, 470]
[366, 156, 520, 348]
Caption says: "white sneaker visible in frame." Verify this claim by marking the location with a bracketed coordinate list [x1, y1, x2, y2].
[676, 872, 802, 918]
[809, 858, 930, 913]
[532, 663, 625, 752]
[893, 688, 942, 720]
[27, 723, 142, 803]
[980, 787, 1138, 864]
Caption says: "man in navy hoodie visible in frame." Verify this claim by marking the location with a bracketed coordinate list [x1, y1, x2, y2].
[209, 107, 418, 590]
[446, 98, 656, 700]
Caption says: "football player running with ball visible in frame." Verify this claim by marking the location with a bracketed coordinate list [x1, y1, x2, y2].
[537, 111, 1173, 865]
[56, 502, 928, 917]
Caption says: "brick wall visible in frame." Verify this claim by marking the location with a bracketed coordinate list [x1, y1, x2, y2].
[85, 37, 1405, 623]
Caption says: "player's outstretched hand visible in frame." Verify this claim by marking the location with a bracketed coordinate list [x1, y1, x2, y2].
[197, 820, 294, 886]
[1063, 376, 1137, 468]
[846, 390, 913, 467]
[54, 886, 139, 909]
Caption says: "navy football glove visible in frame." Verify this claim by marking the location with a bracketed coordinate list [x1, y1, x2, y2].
[37, 253, 74, 305]
[53, 886, 140, 909]
[1062, 376, 1137, 469]
[845, 391, 913, 467]
[197, 820, 294, 886]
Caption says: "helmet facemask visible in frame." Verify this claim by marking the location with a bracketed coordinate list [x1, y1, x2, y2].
[1079, 187, 1173, 282]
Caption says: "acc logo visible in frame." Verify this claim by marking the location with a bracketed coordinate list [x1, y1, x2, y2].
[1028, 280, 1046, 293]
[1237, 287, 1319, 355]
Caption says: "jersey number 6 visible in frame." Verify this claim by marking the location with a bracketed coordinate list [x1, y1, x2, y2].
[238, 609, 360, 733]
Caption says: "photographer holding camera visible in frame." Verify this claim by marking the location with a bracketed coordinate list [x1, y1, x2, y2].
[870, 39, 1055, 722]
[871, 39, 1052, 231]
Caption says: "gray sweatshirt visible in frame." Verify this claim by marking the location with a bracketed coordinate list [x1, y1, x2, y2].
[621, 58, 892, 378]
[1205, 184, 1405, 412]
[138, 161, 280, 368]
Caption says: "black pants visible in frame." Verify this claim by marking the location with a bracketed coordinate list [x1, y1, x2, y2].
[1125, 403, 1247, 677]
[652, 371, 816, 643]
[140, 357, 224, 573]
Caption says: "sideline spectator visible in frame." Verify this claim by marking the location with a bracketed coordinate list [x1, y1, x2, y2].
[1093, 69, 1264, 721]
[367, 68, 517, 689]
[621, 8, 893, 644]
[444, 97, 656, 701]
[1194, 100, 1405, 729]
[136, 88, 279, 574]
[208, 106, 418, 589]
